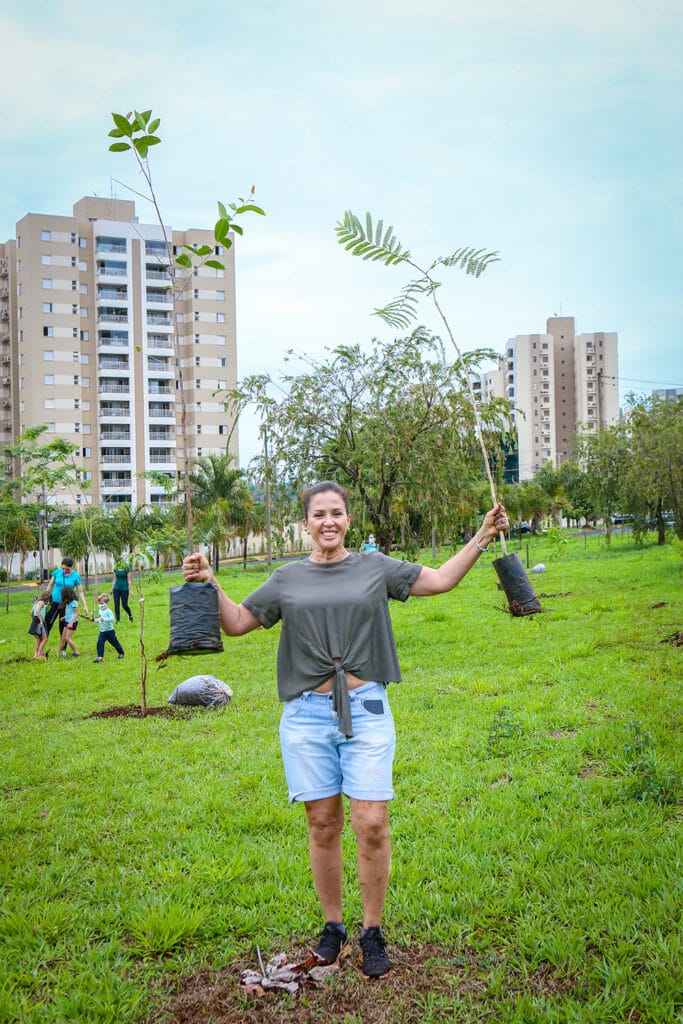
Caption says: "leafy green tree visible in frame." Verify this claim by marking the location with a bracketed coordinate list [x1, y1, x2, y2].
[622, 394, 683, 542]
[259, 330, 511, 552]
[574, 424, 630, 546]
[0, 499, 36, 609]
[189, 453, 252, 570]
[107, 108, 264, 550]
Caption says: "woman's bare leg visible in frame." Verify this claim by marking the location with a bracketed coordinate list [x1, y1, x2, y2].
[304, 795, 345, 923]
[349, 799, 391, 928]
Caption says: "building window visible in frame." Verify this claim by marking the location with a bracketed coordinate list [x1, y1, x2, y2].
[41, 254, 52, 265]
[79, 283, 88, 294]
[41, 230, 52, 241]
[217, 335, 226, 346]
[79, 237, 87, 248]
[219, 358, 226, 367]
[81, 377, 90, 388]
[71, 280, 77, 290]
[216, 290, 225, 300]
[74, 423, 80, 433]
[219, 424, 228, 435]
[44, 374, 55, 385]
[216, 313, 225, 323]
[72, 304, 78, 315]
[82, 447, 91, 457]
[43, 351, 54, 361]
[197, 424, 202, 434]
[74, 399, 80, 409]
[80, 331, 89, 341]
[194, 289, 199, 299]
[195, 356, 200, 366]
[42, 302, 53, 314]
[81, 354, 89, 364]
[82, 423, 91, 434]
[193, 312, 200, 322]
[72, 328, 78, 338]
[73, 352, 80, 362]
[80, 308, 88, 318]
[45, 398, 55, 409]
[194, 333, 200, 344]
[43, 326, 53, 337]
[42, 278, 52, 289]
[195, 379, 201, 389]
[82, 401, 90, 411]
[71, 256, 77, 267]
[73, 375, 79, 386]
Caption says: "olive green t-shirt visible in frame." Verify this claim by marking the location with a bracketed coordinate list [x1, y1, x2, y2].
[242, 552, 422, 706]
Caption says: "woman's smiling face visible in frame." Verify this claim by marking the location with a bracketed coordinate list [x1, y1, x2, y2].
[304, 490, 351, 558]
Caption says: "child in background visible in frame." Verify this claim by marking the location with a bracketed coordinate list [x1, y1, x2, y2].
[30, 590, 51, 659]
[57, 585, 80, 658]
[93, 593, 124, 663]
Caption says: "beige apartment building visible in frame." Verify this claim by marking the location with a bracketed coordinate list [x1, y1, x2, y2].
[481, 316, 618, 481]
[0, 196, 238, 508]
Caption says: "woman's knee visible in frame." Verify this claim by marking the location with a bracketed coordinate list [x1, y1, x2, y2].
[305, 798, 344, 845]
[349, 801, 390, 847]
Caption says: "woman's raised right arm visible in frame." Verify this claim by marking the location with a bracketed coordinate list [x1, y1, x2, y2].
[181, 553, 261, 637]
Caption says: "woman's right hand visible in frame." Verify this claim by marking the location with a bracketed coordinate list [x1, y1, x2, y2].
[182, 552, 213, 584]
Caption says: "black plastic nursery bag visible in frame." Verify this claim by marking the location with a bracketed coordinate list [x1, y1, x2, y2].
[167, 582, 224, 655]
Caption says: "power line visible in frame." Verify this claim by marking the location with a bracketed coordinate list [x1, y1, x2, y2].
[600, 374, 683, 388]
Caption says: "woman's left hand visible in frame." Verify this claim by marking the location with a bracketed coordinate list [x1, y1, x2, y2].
[478, 503, 510, 546]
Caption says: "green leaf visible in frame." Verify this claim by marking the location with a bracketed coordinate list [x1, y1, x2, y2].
[133, 138, 149, 159]
[205, 260, 225, 270]
[214, 218, 231, 243]
[145, 135, 161, 147]
[140, 109, 152, 124]
[108, 128, 125, 139]
[133, 110, 148, 132]
[109, 142, 131, 152]
[230, 223, 243, 236]
[111, 112, 133, 136]
[217, 201, 229, 220]
[175, 253, 192, 268]
[148, 117, 161, 135]
[234, 204, 265, 216]
[196, 245, 213, 257]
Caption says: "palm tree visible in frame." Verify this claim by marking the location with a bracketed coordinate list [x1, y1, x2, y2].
[189, 454, 252, 571]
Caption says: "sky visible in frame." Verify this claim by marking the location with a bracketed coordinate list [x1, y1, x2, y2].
[1, 0, 681, 465]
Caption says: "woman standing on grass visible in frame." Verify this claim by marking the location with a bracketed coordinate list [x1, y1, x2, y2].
[182, 481, 508, 978]
[111, 561, 134, 624]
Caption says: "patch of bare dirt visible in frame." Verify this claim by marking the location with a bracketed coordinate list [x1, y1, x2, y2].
[87, 704, 174, 719]
[150, 943, 579, 1024]
[661, 631, 683, 647]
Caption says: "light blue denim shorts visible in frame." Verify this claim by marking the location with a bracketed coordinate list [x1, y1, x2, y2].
[279, 681, 396, 803]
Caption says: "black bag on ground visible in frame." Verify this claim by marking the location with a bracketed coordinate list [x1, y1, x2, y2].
[27, 615, 41, 636]
[167, 582, 224, 655]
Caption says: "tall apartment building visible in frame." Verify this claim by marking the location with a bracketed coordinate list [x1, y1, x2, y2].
[481, 316, 618, 481]
[0, 196, 238, 508]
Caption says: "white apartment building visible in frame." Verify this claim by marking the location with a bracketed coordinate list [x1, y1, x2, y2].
[0, 196, 238, 508]
[485, 316, 618, 481]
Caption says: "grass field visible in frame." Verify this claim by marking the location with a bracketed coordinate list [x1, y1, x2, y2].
[1, 532, 681, 1023]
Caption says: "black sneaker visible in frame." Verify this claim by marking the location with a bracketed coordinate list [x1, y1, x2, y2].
[313, 921, 348, 964]
[360, 926, 390, 978]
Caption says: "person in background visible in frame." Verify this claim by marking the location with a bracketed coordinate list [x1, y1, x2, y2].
[361, 533, 380, 552]
[57, 585, 80, 658]
[30, 590, 51, 660]
[45, 557, 89, 636]
[111, 561, 134, 624]
[93, 593, 125, 663]
[182, 480, 509, 979]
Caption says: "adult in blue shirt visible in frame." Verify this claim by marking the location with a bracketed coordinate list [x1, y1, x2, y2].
[45, 557, 89, 635]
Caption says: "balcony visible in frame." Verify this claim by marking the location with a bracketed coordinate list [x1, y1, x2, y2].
[148, 451, 175, 464]
[98, 336, 129, 350]
[148, 406, 174, 418]
[146, 314, 172, 327]
[147, 335, 173, 351]
[97, 262, 127, 278]
[96, 241, 127, 254]
[100, 475, 132, 489]
[98, 382, 130, 395]
[99, 358, 129, 370]
[98, 311, 128, 324]
[99, 407, 129, 417]
[145, 266, 169, 280]
[149, 431, 174, 442]
[99, 431, 130, 442]
[100, 453, 132, 465]
[147, 360, 173, 375]
[146, 290, 172, 304]
[97, 288, 128, 302]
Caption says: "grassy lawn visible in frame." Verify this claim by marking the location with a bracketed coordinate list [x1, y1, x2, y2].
[1, 533, 681, 1023]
